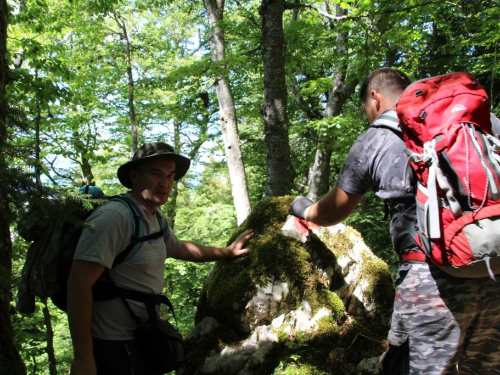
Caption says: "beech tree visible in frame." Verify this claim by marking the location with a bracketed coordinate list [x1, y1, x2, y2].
[203, 0, 252, 225]
[260, 0, 294, 197]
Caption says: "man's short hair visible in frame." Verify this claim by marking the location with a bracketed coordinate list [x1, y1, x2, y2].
[360, 68, 411, 104]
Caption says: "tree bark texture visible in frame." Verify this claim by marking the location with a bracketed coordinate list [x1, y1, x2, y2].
[260, 0, 294, 197]
[203, 0, 251, 225]
[0, 1, 27, 373]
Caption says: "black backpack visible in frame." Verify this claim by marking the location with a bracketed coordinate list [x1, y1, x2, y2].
[16, 190, 164, 313]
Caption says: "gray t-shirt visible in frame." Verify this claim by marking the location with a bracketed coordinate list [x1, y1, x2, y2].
[335, 110, 418, 254]
[74, 193, 181, 340]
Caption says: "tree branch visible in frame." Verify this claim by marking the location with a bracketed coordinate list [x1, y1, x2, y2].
[284, 2, 347, 20]
[284, 1, 439, 21]
[233, 0, 260, 27]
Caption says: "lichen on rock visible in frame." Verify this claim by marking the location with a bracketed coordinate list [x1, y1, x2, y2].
[180, 196, 395, 375]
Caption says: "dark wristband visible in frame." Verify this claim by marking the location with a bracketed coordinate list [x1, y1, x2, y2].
[289, 196, 314, 220]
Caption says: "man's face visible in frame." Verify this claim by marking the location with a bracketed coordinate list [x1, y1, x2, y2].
[129, 157, 176, 213]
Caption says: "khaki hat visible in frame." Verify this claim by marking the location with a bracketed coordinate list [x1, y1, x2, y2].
[117, 142, 191, 188]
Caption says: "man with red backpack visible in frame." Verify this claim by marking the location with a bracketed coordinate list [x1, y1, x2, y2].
[290, 68, 500, 374]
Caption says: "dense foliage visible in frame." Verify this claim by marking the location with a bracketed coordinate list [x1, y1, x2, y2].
[3, 0, 500, 373]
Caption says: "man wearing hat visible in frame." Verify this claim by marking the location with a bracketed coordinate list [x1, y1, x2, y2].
[67, 142, 253, 375]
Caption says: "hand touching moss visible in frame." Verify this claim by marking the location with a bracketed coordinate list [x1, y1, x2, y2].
[224, 229, 254, 258]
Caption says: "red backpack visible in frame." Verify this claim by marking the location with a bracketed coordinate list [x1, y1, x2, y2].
[396, 72, 500, 279]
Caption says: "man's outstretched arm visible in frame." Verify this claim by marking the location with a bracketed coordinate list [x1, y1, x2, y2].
[290, 186, 364, 227]
[173, 229, 254, 262]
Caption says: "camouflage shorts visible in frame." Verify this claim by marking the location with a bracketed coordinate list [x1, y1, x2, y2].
[382, 262, 500, 375]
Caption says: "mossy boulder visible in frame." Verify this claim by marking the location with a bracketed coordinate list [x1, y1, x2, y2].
[178, 197, 395, 375]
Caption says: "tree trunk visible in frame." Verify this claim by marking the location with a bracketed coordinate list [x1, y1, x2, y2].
[307, 147, 333, 201]
[260, 0, 294, 197]
[115, 14, 139, 153]
[34, 102, 42, 186]
[203, 0, 251, 225]
[0, 1, 27, 373]
[80, 155, 95, 186]
[307, 4, 357, 201]
[35, 115, 58, 373]
[166, 122, 182, 230]
[42, 299, 57, 375]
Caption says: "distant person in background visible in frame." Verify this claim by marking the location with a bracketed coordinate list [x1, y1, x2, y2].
[289, 68, 500, 374]
[67, 142, 253, 375]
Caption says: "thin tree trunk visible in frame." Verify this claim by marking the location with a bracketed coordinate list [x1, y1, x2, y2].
[34, 101, 42, 186]
[166, 121, 182, 230]
[74, 130, 95, 186]
[114, 14, 139, 153]
[41, 299, 57, 375]
[260, 0, 294, 197]
[33, 88, 58, 374]
[80, 155, 95, 186]
[0, 1, 27, 373]
[307, 147, 333, 201]
[307, 4, 357, 201]
[203, 0, 251, 225]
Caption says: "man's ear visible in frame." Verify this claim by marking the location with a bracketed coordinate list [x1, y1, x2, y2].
[129, 169, 139, 185]
[370, 89, 382, 111]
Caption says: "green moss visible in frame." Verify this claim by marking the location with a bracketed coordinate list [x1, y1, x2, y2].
[275, 317, 387, 375]
[319, 228, 355, 260]
[249, 232, 312, 286]
[193, 196, 390, 374]
[227, 196, 295, 242]
[360, 254, 395, 314]
[197, 196, 346, 331]
[315, 315, 340, 336]
[318, 290, 345, 321]
[317, 224, 395, 317]
[274, 361, 332, 375]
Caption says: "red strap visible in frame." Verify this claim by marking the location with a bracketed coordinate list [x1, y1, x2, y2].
[401, 251, 426, 262]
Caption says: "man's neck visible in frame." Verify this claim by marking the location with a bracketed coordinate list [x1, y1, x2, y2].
[130, 191, 158, 214]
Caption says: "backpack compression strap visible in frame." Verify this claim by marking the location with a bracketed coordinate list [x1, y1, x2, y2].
[99, 270, 178, 329]
[114, 285, 177, 326]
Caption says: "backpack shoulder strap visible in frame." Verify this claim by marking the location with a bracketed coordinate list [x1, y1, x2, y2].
[370, 110, 402, 136]
[109, 195, 164, 267]
[109, 195, 142, 266]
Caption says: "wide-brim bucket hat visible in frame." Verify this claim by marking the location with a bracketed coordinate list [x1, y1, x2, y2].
[117, 142, 191, 188]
